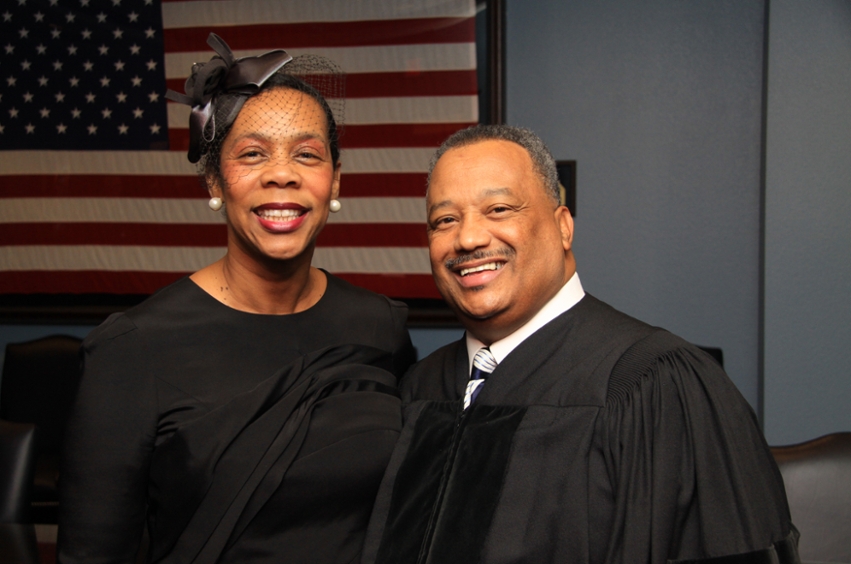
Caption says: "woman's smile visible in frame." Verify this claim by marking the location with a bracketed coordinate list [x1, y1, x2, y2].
[254, 203, 309, 232]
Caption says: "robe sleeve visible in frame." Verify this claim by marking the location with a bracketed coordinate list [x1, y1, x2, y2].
[385, 298, 417, 380]
[598, 331, 795, 564]
[58, 314, 157, 564]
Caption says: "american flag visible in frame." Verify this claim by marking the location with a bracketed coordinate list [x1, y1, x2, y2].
[0, 0, 478, 299]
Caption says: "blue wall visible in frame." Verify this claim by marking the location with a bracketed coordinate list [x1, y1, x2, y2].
[763, 0, 851, 444]
[506, 0, 765, 407]
[504, 0, 850, 444]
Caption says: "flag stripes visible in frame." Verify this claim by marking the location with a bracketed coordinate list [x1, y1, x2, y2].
[0, 0, 477, 299]
[0, 198, 427, 224]
[0, 223, 429, 248]
[0, 173, 429, 199]
[162, 18, 475, 50]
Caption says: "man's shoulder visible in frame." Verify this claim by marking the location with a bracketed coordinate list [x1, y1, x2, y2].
[401, 338, 466, 402]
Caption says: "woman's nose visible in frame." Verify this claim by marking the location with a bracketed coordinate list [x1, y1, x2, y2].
[260, 155, 300, 188]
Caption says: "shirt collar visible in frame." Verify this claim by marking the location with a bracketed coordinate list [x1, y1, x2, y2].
[465, 272, 585, 375]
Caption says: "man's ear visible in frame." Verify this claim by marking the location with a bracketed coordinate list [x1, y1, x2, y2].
[555, 206, 574, 252]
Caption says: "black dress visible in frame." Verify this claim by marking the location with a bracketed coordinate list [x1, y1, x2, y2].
[58, 273, 416, 564]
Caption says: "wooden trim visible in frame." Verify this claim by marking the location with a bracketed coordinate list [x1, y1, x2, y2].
[487, 0, 506, 124]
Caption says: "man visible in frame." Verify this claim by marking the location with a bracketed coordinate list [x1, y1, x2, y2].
[362, 125, 798, 564]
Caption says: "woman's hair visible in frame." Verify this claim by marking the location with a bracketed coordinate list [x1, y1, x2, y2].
[200, 72, 342, 188]
[165, 34, 344, 189]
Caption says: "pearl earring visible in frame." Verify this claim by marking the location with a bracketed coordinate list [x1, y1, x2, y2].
[329, 199, 342, 213]
[208, 197, 223, 211]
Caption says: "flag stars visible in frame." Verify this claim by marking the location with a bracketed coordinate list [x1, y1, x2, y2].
[113, 28, 124, 40]
[85, 92, 95, 103]
[128, 12, 139, 23]
[112, 0, 122, 6]
[69, 76, 80, 87]
[96, 12, 107, 23]
[35, 44, 47, 55]
[118, 123, 128, 134]
[129, 44, 141, 55]
[34, 12, 45, 22]
[51, 29, 61, 39]
[131, 76, 142, 87]
[53, 60, 63, 71]
[37, 76, 48, 86]
[21, 60, 31, 70]
[50, 0, 59, 5]
[6, 76, 17, 87]
[81, 29, 91, 39]
[99, 76, 110, 87]
[19, 28, 29, 39]
[67, 45, 77, 55]
[80, 0, 90, 6]
[83, 60, 93, 71]
[132, 107, 143, 118]
[9, 108, 19, 118]
[23, 92, 33, 102]
[98, 45, 109, 56]
[101, 108, 112, 119]
[0, 124, 4, 134]
[147, 91, 159, 103]
[87, 124, 97, 134]
[39, 107, 50, 118]
[114, 60, 125, 71]
[4, 44, 13, 55]
[116, 92, 127, 103]
[71, 108, 81, 118]
[151, 123, 164, 134]
[56, 123, 67, 133]
[55, 92, 65, 102]
[144, 27, 155, 39]
[144, 0, 153, 5]
[25, 123, 35, 134]
[66, 13, 76, 23]
[2, 12, 12, 23]
[145, 59, 157, 71]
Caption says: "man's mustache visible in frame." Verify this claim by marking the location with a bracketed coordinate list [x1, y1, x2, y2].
[444, 247, 516, 270]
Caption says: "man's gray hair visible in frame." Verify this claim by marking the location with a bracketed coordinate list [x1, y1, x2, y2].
[427, 124, 560, 204]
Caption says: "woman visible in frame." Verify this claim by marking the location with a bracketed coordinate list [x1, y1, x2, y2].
[58, 34, 415, 564]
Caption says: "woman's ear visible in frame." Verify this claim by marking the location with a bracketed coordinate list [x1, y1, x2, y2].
[206, 176, 223, 200]
[331, 161, 342, 201]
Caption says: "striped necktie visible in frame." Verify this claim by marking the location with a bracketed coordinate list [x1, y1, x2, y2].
[464, 347, 497, 409]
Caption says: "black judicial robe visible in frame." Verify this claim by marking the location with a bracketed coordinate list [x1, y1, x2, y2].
[362, 295, 798, 564]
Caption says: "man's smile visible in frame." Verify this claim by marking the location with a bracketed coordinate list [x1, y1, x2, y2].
[459, 262, 503, 277]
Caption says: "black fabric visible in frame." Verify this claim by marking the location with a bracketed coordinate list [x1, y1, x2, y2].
[58, 273, 415, 564]
[424, 404, 526, 564]
[374, 402, 458, 564]
[670, 530, 802, 564]
[375, 403, 526, 564]
[363, 294, 797, 564]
